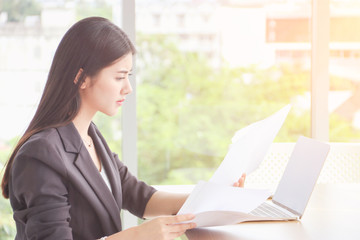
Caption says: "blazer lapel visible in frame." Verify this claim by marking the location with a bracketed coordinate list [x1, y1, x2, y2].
[57, 123, 122, 230]
[89, 124, 123, 209]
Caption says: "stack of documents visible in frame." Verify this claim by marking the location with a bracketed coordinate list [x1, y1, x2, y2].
[178, 181, 271, 227]
[178, 105, 291, 227]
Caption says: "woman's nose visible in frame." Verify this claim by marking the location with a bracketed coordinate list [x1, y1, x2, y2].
[122, 78, 133, 95]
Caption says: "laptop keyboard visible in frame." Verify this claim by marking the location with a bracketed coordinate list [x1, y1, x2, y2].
[250, 202, 293, 219]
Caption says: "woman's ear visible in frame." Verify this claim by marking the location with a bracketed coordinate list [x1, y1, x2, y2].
[74, 68, 87, 89]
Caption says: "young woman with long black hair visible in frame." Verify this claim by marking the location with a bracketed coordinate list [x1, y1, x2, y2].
[1, 17, 245, 240]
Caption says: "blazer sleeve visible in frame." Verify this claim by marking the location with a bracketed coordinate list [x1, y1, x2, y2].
[10, 138, 73, 240]
[113, 153, 157, 218]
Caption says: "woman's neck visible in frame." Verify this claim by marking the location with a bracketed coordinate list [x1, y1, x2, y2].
[72, 108, 96, 138]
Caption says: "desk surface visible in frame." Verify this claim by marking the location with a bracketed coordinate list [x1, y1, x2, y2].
[181, 183, 360, 240]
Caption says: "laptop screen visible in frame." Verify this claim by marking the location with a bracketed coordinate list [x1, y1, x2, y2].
[272, 136, 330, 216]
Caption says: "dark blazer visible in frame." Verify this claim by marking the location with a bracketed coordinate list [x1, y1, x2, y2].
[9, 122, 157, 240]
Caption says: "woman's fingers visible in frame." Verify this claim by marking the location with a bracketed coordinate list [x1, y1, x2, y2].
[239, 173, 246, 187]
[165, 213, 195, 225]
[171, 221, 196, 231]
[161, 214, 197, 239]
[135, 214, 196, 240]
[166, 214, 197, 234]
[234, 173, 246, 187]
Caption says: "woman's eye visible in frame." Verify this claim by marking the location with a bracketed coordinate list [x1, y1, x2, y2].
[116, 73, 131, 80]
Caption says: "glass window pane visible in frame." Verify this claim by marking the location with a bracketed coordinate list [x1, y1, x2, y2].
[0, 1, 122, 150]
[136, 0, 311, 185]
[329, 0, 360, 142]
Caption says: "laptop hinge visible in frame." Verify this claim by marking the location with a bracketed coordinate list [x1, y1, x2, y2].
[272, 200, 302, 219]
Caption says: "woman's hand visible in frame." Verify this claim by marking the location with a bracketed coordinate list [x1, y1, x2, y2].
[111, 214, 196, 240]
[233, 173, 246, 187]
[135, 214, 196, 240]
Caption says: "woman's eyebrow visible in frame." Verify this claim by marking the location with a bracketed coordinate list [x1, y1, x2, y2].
[117, 69, 132, 73]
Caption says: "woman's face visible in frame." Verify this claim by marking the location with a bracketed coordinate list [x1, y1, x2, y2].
[81, 53, 133, 116]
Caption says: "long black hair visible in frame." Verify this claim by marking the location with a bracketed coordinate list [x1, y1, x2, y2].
[1, 17, 136, 198]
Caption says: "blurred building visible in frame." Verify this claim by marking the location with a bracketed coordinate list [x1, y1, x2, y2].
[0, 4, 75, 141]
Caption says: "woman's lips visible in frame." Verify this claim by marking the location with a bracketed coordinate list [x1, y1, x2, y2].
[116, 99, 125, 105]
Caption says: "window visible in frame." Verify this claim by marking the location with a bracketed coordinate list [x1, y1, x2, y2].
[329, 1, 360, 142]
[135, 0, 312, 185]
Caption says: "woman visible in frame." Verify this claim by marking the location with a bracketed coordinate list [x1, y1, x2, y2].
[1, 17, 245, 240]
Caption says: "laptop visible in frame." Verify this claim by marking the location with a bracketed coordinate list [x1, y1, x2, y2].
[248, 136, 330, 221]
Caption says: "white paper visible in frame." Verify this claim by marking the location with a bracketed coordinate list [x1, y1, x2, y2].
[178, 181, 271, 214]
[178, 181, 271, 227]
[209, 104, 291, 185]
[187, 211, 278, 228]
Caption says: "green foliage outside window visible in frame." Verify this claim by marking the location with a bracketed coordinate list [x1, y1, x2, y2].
[1, 0, 41, 22]
[134, 34, 309, 185]
[134, 34, 360, 185]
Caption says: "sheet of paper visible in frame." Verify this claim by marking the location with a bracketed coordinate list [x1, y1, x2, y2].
[178, 181, 271, 214]
[187, 210, 279, 228]
[178, 181, 271, 227]
[209, 104, 291, 186]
